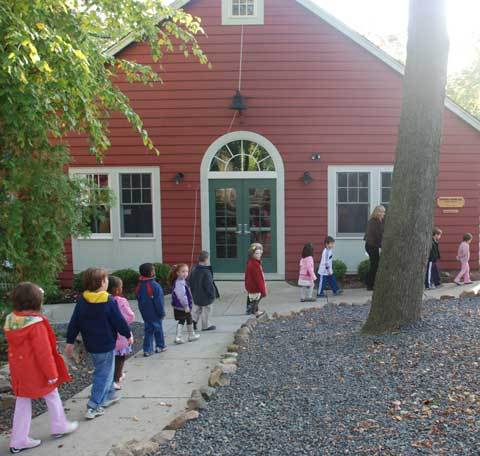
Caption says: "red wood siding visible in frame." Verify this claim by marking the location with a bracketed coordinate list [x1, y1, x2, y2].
[67, 0, 480, 282]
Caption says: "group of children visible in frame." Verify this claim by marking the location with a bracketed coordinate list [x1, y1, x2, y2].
[3, 251, 218, 453]
[299, 229, 475, 299]
[297, 237, 344, 302]
[425, 228, 473, 289]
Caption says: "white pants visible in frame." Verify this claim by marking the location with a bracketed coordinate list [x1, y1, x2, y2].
[300, 286, 313, 300]
[192, 304, 212, 330]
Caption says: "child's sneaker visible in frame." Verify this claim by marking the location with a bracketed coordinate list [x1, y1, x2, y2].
[53, 421, 79, 439]
[317, 293, 326, 298]
[155, 347, 168, 353]
[143, 351, 153, 357]
[85, 407, 105, 420]
[113, 382, 122, 390]
[10, 439, 42, 454]
[334, 290, 344, 296]
[187, 325, 200, 342]
[103, 393, 121, 408]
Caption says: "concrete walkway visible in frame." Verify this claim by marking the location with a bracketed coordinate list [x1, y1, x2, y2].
[0, 280, 477, 455]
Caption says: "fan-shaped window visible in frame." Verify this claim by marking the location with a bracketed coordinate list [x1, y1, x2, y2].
[210, 140, 275, 172]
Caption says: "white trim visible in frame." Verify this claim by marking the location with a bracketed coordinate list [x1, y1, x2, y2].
[221, 0, 264, 26]
[69, 166, 163, 272]
[103, 0, 480, 134]
[201, 131, 285, 277]
[209, 171, 276, 179]
[117, 170, 158, 239]
[69, 170, 113, 240]
[328, 165, 393, 240]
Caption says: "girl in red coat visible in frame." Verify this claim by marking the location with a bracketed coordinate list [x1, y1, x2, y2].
[4, 283, 78, 454]
[244, 243, 267, 317]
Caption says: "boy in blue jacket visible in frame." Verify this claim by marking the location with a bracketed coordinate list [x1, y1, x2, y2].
[136, 263, 166, 357]
[65, 268, 132, 420]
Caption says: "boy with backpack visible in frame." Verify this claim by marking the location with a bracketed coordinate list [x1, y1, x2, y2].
[136, 263, 167, 357]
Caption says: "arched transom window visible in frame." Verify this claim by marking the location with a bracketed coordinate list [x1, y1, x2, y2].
[209, 140, 276, 172]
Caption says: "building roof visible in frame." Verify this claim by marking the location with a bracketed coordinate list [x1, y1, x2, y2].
[104, 0, 480, 133]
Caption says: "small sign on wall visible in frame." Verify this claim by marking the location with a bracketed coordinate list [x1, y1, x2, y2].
[437, 196, 465, 209]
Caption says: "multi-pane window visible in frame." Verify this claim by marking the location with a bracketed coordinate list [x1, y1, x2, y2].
[215, 188, 238, 259]
[381, 172, 392, 209]
[77, 174, 111, 236]
[337, 172, 370, 235]
[120, 173, 153, 237]
[210, 140, 275, 172]
[232, 0, 255, 16]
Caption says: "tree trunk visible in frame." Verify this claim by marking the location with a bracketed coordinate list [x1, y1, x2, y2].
[363, 0, 449, 334]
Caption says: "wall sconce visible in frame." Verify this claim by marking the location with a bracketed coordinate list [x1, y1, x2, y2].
[311, 153, 321, 161]
[174, 172, 185, 185]
[230, 89, 247, 115]
[301, 171, 314, 185]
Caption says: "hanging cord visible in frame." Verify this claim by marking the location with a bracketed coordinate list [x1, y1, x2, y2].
[238, 25, 244, 91]
[190, 185, 199, 269]
[227, 25, 245, 133]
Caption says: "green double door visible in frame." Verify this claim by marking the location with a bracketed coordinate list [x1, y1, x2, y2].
[209, 179, 276, 273]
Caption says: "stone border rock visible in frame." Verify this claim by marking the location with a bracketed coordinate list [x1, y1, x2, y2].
[105, 315, 266, 456]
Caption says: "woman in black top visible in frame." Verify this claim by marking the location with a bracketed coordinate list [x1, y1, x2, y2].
[364, 205, 386, 291]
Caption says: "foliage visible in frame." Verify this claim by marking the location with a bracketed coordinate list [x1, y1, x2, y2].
[0, 0, 208, 292]
[72, 270, 86, 293]
[0, 265, 16, 328]
[447, 44, 480, 119]
[153, 262, 171, 292]
[332, 259, 347, 282]
[357, 259, 370, 283]
[110, 268, 140, 293]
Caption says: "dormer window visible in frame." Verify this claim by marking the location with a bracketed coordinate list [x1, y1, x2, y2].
[222, 0, 264, 25]
[232, 0, 255, 17]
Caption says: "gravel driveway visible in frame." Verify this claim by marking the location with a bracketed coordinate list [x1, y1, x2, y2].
[158, 298, 480, 455]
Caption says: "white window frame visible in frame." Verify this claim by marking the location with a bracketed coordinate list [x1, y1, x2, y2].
[328, 165, 393, 240]
[69, 167, 161, 242]
[70, 172, 113, 240]
[118, 172, 155, 239]
[222, 0, 264, 25]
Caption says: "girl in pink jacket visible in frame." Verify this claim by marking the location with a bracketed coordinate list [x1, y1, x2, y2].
[298, 243, 317, 302]
[454, 233, 473, 285]
[108, 276, 135, 390]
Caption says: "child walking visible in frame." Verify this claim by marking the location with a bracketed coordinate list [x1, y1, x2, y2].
[169, 264, 200, 344]
[66, 268, 132, 420]
[454, 233, 473, 285]
[108, 276, 135, 390]
[298, 243, 317, 302]
[189, 251, 217, 331]
[317, 236, 343, 298]
[244, 243, 267, 317]
[5, 282, 78, 454]
[136, 263, 167, 357]
[425, 227, 442, 289]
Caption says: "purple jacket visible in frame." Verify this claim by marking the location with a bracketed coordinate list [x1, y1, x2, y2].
[171, 278, 193, 311]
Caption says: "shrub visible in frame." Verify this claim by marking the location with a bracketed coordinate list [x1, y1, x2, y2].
[153, 263, 171, 293]
[111, 269, 140, 293]
[72, 271, 86, 292]
[332, 259, 347, 282]
[358, 259, 370, 283]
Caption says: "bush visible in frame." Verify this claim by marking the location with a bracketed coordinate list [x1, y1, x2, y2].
[358, 259, 370, 283]
[153, 263, 171, 293]
[72, 270, 86, 292]
[332, 259, 347, 282]
[111, 269, 140, 293]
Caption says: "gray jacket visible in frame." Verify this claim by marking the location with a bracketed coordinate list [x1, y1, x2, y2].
[188, 265, 216, 306]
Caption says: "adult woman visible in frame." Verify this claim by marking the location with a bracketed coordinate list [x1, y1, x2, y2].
[364, 205, 386, 291]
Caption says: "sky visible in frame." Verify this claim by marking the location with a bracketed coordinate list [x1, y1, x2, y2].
[311, 0, 480, 74]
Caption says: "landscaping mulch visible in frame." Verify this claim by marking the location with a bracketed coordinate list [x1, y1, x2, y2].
[0, 322, 145, 436]
[158, 298, 480, 455]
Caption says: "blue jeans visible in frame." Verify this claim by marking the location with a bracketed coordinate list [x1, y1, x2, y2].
[88, 351, 116, 409]
[143, 320, 166, 354]
[317, 274, 339, 295]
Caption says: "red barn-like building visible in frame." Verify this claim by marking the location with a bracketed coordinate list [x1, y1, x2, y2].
[63, 0, 480, 284]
